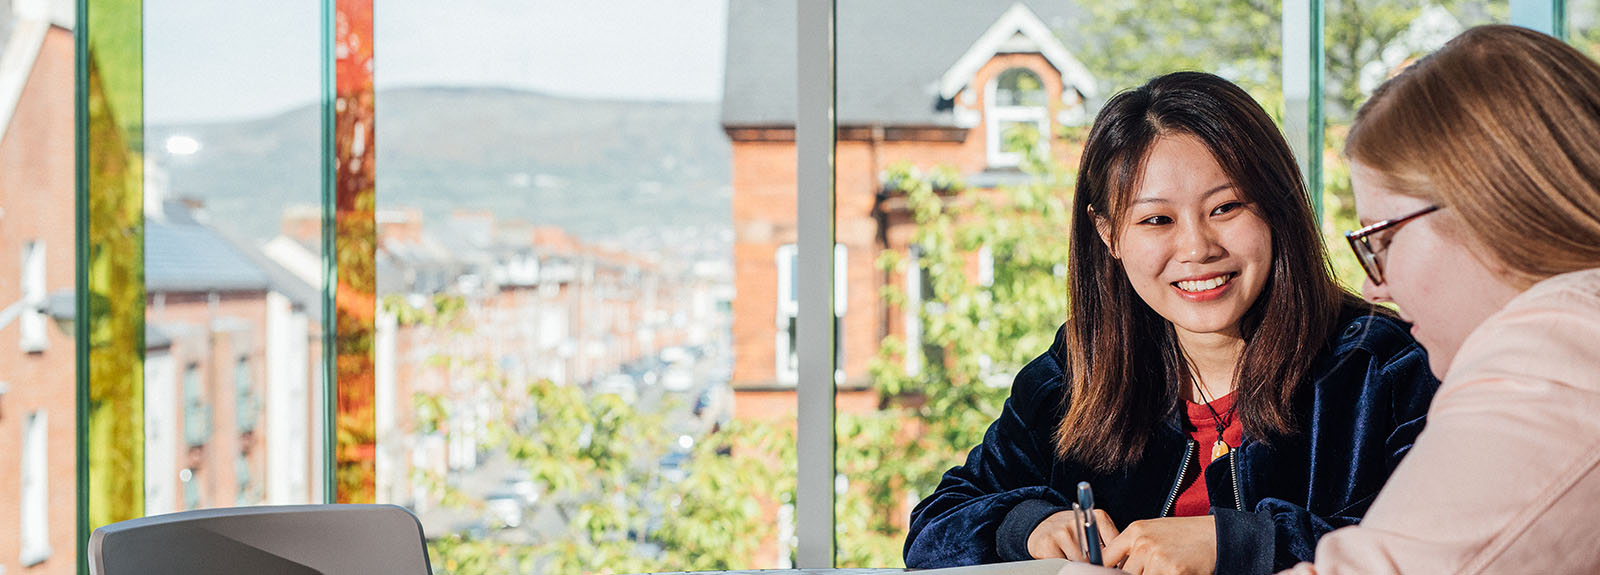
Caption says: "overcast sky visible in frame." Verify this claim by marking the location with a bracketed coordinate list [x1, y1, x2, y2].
[144, 0, 728, 124]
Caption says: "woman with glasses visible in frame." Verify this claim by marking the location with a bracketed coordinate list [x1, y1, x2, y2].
[904, 72, 1440, 575]
[1281, 25, 1600, 575]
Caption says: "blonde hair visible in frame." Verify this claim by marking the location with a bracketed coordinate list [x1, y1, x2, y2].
[1348, 25, 1600, 284]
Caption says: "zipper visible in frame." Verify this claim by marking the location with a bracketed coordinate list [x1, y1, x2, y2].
[1228, 448, 1244, 511]
[1159, 439, 1195, 517]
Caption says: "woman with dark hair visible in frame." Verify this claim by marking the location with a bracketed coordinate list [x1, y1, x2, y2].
[903, 72, 1440, 575]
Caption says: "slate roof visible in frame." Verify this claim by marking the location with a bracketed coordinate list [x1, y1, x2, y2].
[144, 201, 275, 294]
[722, 0, 1088, 128]
[145, 216, 274, 293]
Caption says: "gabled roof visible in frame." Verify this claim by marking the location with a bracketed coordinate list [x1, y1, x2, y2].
[722, 0, 1089, 128]
[146, 202, 274, 293]
[0, 0, 73, 138]
[936, 3, 1096, 101]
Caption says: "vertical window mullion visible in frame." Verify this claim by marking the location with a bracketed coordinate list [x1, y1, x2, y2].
[1283, 0, 1324, 218]
[78, 0, 148, 571]
[795, 0, 836, 567]
[1512, 0, 1566, 38]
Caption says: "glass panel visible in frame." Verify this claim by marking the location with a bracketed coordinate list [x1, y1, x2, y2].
[375, 1, 794, 571]
[141, 0, 326, 515]
[1570, 0, 1600, 57]
[332, 0, 379, 504]
[834, 1, 1284, 567]
[0, 2, 81, 568]
[83, 0, 145, 542]
[1321, 0, 1508, 290]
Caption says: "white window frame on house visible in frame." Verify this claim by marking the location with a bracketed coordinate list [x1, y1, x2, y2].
[20, 240, 48, 352]
[776, 244, 798, 384]
[985, 68, 1050, 168]
[20, 409, 52, 566]
[776, 243, 847, 385]
[903, 246, 923, 377]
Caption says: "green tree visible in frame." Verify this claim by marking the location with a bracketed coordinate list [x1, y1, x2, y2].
[835, 126, 1074, 567]
[389, 295, 793, 574]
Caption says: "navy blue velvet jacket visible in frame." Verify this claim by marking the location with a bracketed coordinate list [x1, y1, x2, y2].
[904, 313, 1439, 575]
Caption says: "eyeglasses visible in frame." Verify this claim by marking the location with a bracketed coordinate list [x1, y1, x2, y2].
[1344, 204, 1441, 285]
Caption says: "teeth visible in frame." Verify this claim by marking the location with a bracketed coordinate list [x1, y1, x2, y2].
[1176, 274, 1233, 293]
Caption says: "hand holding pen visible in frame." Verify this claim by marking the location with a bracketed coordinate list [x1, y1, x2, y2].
[1075, 482, 1104, 565]
[1024, 482, 1116, 563]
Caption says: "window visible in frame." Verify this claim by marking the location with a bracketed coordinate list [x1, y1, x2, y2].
[182, 364, 210, 447]
[776, 243, 847, 384]
[776, 245, 798, 383]
[986, 68, 1050, 168]
[19, 240, 47, 352]
[234, 358, 256, 433]
[20, 410, 51, 566]
[903, 246, 926, 376]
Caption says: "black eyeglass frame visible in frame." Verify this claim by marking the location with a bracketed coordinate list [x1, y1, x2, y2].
[1344, 204, 1441, 285]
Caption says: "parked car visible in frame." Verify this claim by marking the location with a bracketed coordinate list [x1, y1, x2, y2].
[484, 492, 523, 529]
[500, 473, 539, 506]
[661, 368, 694, 392]
[658, 450, 690, 484]
[593, 374, 638, 404]
[659, 346, 692, 366]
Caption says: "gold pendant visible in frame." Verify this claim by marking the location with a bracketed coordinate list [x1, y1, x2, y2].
[1212, 440, 1230, 459]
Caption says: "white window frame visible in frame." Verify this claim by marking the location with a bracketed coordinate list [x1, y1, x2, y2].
[776, 243, 847, 385]
[776, 244, 799, 384]
[985, 68, 1050, 168]
[20, 410, 51, 566]
[19, 240, 48, 352]
[904, 246, 923, 376]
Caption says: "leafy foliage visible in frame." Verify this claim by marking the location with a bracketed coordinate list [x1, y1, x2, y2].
[388, 295, 792, 574]
[835, 127, 1074, 567]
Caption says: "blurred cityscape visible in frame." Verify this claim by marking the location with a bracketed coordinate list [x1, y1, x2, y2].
[0, 0, 1543, 572]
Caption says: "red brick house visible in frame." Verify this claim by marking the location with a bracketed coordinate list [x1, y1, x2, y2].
[0, 1, 79, 572]
[722, 1, 1097, 420]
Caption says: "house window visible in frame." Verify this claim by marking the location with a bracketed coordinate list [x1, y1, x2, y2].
[775, 244, 847, 384]
[20, 410, 51, 566]
[986, 67, 1050, 168]
[235, 358, 257, 433]
[19, 240, 48, 352]
[776, 245, 798, 383]
[183, 364, 211, 447]
[904, 246, 925, 376]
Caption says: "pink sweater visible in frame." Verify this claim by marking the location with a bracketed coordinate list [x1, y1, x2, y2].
[1284, 267, 1600, 574]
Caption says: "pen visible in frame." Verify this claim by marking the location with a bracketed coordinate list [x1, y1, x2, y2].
[1077, 481, 1103, 566]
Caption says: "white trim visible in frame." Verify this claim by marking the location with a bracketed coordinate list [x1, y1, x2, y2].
[904, 247, 923, 377]
[937, 3, 1098, 101]
[20, 410, 52, 566]
[18, 240, 48, 352]
[776, 244, 798, 384]
[0, 0, 72, 140]
[985, 71, 1050, 168]
[0, 18, 49, 142]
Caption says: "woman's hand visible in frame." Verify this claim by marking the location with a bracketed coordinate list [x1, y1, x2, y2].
[1100, 516, 1217, 575]
[1028, 508, 1117, 562]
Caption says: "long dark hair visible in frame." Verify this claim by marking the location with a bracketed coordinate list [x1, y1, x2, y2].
[1056, 72, 1359, 471]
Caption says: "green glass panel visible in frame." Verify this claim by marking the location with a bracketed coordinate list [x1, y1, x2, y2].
[78, 0, 145, 566]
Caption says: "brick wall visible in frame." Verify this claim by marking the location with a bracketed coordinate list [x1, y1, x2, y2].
[0, 26, 80, 575]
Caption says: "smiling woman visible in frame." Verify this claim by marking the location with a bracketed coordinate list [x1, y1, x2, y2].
[904, 72, 1443, 575]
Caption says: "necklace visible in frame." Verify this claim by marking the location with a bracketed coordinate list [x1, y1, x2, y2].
[1192, 379, 1236, 459]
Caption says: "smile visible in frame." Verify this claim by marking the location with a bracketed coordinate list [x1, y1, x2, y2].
[1171, 273, 1237, 301]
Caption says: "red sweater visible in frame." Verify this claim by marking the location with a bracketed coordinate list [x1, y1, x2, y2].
[1172, 392, 1244, 517]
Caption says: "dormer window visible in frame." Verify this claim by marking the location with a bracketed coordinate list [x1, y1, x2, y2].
[987, 67, 1050, 167]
